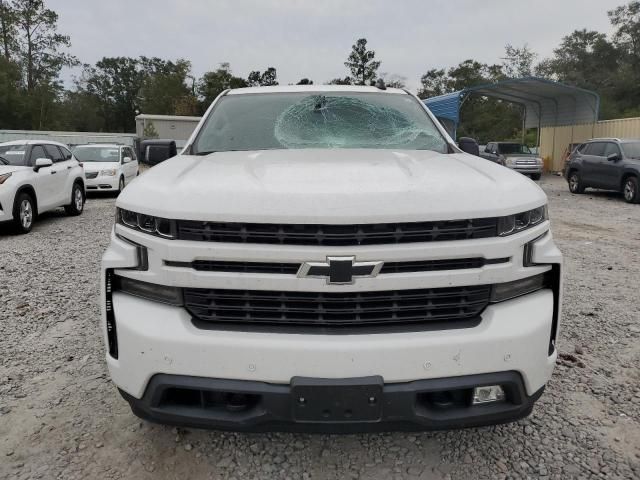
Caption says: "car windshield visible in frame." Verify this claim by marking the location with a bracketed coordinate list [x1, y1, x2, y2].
[192, 92, 448, 154]
[498, 144, 532, 154]
[621, 141, 640, 159]
[0, 144, 28, 166]
[72, 146, 120, 162]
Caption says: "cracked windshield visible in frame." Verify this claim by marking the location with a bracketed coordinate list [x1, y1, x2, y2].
[193, 92, 448, 153]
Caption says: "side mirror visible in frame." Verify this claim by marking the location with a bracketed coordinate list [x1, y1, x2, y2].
[140, 140, 177, 165]
[607, 153, 620, 162]
[458, 137, 480, 156]
[123, 156, 132, 164]
[33, 157, 53, 171]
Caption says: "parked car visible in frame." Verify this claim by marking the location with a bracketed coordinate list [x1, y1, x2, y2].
[102, 85, 562, 432]
[480, 142, 543, 180]
[72, 144, 139, 193]
[0, 140, 85, 233]
[564, 138, 640, 203]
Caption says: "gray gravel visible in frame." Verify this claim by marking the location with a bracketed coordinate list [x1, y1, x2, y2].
[1, 176, 639, 480]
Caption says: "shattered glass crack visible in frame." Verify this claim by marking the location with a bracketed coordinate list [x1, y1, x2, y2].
[274, 95, 441, 149]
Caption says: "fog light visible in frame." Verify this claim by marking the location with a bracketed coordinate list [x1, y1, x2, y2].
[472, 385, 505, 405]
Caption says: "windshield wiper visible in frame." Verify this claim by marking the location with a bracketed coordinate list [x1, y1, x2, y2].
[0, 156, 8, 165]
[194, 150, 216, 156]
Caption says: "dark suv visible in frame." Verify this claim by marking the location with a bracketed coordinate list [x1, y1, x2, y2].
[564, 138, 640, 204]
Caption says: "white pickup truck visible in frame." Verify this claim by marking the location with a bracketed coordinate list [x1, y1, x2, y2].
[101, 85, 562, 432]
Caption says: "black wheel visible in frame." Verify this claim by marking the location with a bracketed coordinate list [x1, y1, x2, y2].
[65, 182, 85, 216]
[13, 192, 35, 234]
[568, 171, 585, 194]
[623, 176, 640, 204]
[531, 173, 542, 181]
[118, 176, 125, 194]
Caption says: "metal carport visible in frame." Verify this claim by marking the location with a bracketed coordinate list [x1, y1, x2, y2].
[423, 77, 600, 148]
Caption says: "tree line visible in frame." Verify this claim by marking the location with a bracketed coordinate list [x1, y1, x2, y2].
[2, 0, 640, 142]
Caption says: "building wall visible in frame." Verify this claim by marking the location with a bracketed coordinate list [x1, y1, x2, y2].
[0, 129, 137, 147]
[135, 115, 201, 149]
[541, 117, 640, 171]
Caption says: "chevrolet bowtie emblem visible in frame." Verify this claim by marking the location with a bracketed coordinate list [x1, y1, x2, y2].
[297, 256, 384, 285]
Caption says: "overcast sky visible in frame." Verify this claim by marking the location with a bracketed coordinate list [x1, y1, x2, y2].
[50, 0, 623, 92]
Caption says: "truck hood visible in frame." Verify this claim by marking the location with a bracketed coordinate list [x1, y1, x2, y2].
[117, 149, 547, 223]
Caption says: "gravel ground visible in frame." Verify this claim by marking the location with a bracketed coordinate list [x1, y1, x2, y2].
[1, 176, 639, 480]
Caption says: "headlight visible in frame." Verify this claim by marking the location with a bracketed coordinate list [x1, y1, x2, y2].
[536, 158, 543, 166]
[491, 272, 549, 303]
[116, 208, 177, 239]
[114, 275, 183, 306]
[100, 169, 117, 176]
[497, 205, 548, 236]
[505, 158, 516, 166]
[0, 172, 12, 184]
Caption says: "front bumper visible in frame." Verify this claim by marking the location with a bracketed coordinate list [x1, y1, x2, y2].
[86, 175, 119, 191]
[0, 187, 16, 223]
[102, 222, 562, 431]
[508, 165, 543, 175]
[120, 371, 544, 433]
[106, 288, 557, 401]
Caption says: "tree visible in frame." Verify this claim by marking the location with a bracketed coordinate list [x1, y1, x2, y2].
[296, 78, 313, 85]
[82, 57, 143, 132]
[198, 62, 247, 109]
[0, 0, 16, 60]
[247, 67, 278, 86]
[609, 1, 640, 68]
[55, 89, 105, 132]
[11, 0, 77, 92]
[541, 29, 621, 116]
[138, 58, 194, 115]
[327, 76, 352, 85]
[379, 73, 406, 88]
[0, 55, 27, 128]
[344, 38, 380, 85]
[502, 44, 537, 78]
[417, 69, 448, 98]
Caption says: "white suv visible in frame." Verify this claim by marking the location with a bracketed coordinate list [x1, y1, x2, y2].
[0, 140, 85, 233]
[72, 144, 139, 193]
[101, 85, 562, 432]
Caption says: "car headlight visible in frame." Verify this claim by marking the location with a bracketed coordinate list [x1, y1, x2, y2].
[536, 158, 543, 166]
[505, 158, 516, 166]
[497, 205, 548, 236]
[116, 208, 177, 239]
[100, 169, 117, 176]
[0, 172, 12, 184]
